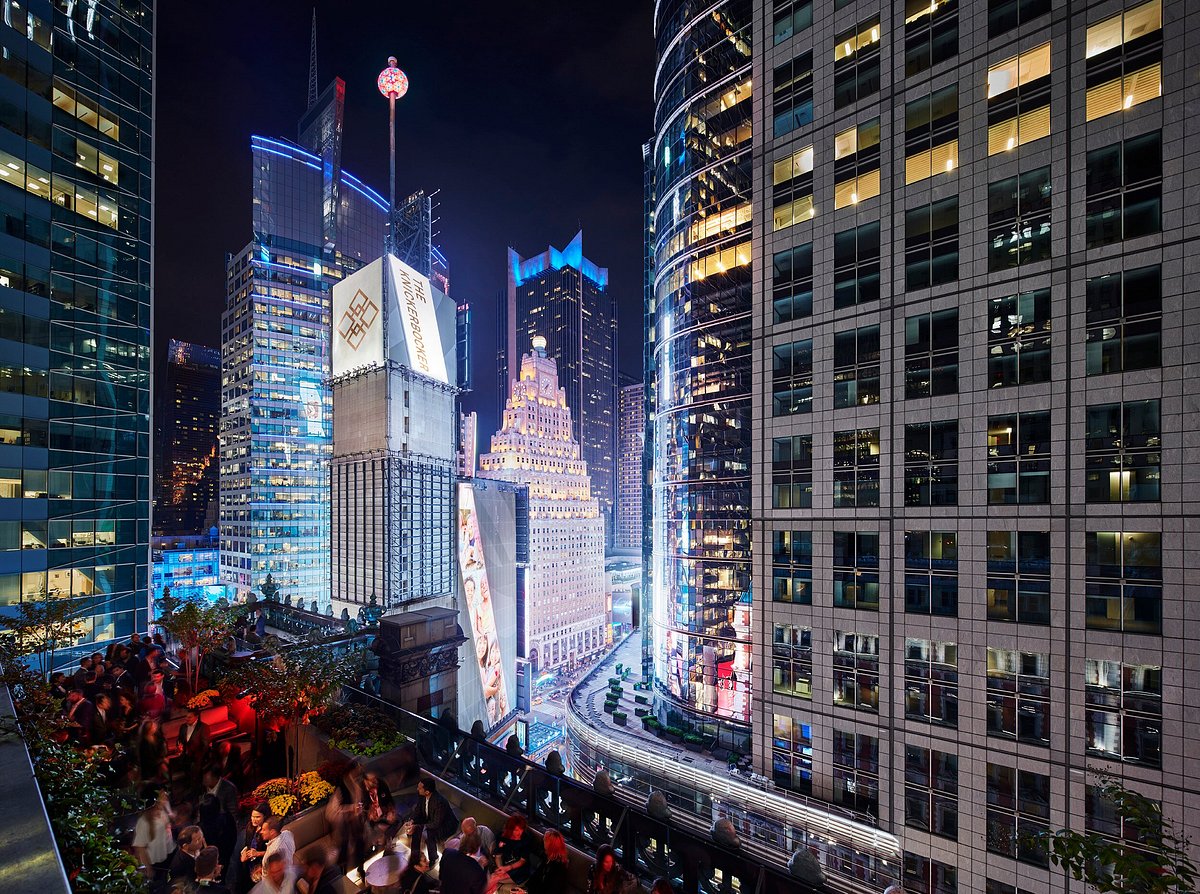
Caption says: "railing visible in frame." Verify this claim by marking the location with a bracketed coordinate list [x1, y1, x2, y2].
[562, 637, 901, 894]
[341, 686, 821, 894]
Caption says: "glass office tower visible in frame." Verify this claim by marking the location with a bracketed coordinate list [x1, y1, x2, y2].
[650, 0, 753, 750]
[219, 80, 385, 609]
[0, 2, 154, 656]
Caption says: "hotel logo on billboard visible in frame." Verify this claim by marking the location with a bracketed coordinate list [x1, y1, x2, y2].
[337, 289, 380, 351]
[331, 258, 385, 376]
[387, 256, 449, 384]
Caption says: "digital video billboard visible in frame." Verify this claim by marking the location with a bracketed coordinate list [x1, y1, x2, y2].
[457, 483, 511, 726]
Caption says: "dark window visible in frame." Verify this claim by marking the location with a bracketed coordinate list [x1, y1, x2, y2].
[986, 648, 1051, 745]
[833, 632, 880, 714]
[772, 624, 813, 702]
[772, 434, 813, 509]
[905, 84, 958, 150]
[833, 221, 881, 308]
[906, 744, 959, 839]
[772, 530, 812, 604]
[833, 428, 880, 508]
[905, 197, 958, 289]
[904, 420, 958, 506]
[905, 532, 958, 616]
[1086, 131, 1162, 247]
[988, 166, 1052, 270]
[834, 19, 882, 109]
[774, 51, 813, 137]
[1085, 659, 1162, 767]
[833, 324, 881, 409]
[986, 531, 1051, 625]
[905, 309, 958, 398]
[1087, 784, 1158, 842]
[1086, 400, 1160, 503]
[986, 764, 1051, 866]
[987, 289, 1052, 387]
[903, 853, 958, 894]
[1086, 265, 1161, 375]
[987, 411, 1051, 504]
[833, 531, 879, 611]
[773, 0, 813, 44]
[771, 712, 813, 794]
[987, 0, 1050, 38]
[1085, 531, 1161, 634]
[905, 0, 958, 76]
[833, 727, 879, 815]
[772, 243, 813, 323]
[905, 638, 958, 726]
[772, 338, 813, 416]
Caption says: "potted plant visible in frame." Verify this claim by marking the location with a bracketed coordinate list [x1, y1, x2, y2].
[613, 711, 627, 727]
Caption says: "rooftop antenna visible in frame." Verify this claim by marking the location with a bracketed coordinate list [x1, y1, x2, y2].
[306, 8, 318, 110]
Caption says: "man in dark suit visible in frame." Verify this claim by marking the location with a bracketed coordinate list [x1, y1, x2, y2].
[89, 692, 113, 745]
[179, 708, 210, 773]
[405, 778, 457, 865]
[202, 767, 239, 817]
[64, 690, 95, 746]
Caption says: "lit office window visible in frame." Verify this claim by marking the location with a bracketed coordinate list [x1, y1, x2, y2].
[1085, 400, 1160, 503]
[1085, 531, 1162, 634]
[1084, 659, 1162, 767]
[987, 43, 1050, 99]
[986, 648, 1051, 745]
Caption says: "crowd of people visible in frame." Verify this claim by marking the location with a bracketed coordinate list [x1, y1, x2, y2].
[38, 630, 695, 894]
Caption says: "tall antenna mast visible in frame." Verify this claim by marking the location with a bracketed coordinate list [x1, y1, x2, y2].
[306, 8, 318, 110]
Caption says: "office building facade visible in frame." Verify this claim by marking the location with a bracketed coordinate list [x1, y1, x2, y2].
[219, 79, 385, 609]
[481, 337, 606, 674]
[0, 2, 154, 655]
[649, 0, 754, 750]
[329, 254, 459, 616]
[749, 1, 1199, 892]
[616, 379, 644, 552]
[502, 231, 618, 532]
[154, 340, 219, 536]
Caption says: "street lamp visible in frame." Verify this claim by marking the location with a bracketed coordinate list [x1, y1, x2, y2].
[377, 56, 409, 247]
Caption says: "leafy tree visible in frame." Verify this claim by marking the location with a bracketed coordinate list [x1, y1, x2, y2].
[155, 594, 234, 693]
[259, 573, 280, 602]
[1046, 773, 1197, 894]
[0, 598, 87, 679]
[221, 640, 362, 777]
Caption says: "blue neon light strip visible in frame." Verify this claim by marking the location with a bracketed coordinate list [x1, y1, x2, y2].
[252, 135, 389, 212]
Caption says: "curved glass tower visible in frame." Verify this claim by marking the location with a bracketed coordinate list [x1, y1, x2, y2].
[650, 0, 753, 750]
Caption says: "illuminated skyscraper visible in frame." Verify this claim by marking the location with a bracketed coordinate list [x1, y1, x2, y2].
[615, 379, 644, 552]
[502, 232, 617, 536]
[480, 337, 606, 673]
[649, 1, 754, 751]
[155, 341, 219, 536]
[0, 3, 154, 655]
[219, 79, 385, 608]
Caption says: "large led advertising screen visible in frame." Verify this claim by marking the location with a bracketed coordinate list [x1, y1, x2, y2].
[457, 483, 511, 726]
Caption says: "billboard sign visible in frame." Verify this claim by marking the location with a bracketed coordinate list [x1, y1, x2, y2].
[388, 255, 449, 383]
[457, 483, 510, 725]
[331, 258, 384, 376]
[298, 381, 324, 436]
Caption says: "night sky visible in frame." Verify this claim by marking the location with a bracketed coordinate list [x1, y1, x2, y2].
[154, 1, 654, 436]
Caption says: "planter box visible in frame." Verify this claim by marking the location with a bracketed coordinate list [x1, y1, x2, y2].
[613, 713, 627, 726]
[634, 707, 648, 718]
[634, 694, 648, 705]
[603, 702, 615, 714]
[685, 741, 702, 753]
[664, 732, 682, 745]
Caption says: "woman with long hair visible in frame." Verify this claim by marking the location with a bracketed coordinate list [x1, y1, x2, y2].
[522, 829, 569, 894]
[235, 802, 271, 894]
[136, 717, 167, 783]
[586, 844, 636, 894]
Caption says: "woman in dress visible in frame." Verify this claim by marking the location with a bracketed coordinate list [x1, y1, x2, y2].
[586, 844, 637, 894]
[494, 813, 535, 884]
[235, 802, 270, 894]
